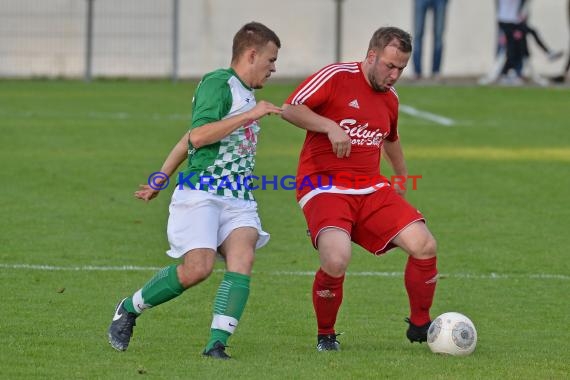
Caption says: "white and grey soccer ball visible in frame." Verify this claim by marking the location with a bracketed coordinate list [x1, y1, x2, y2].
[427, 312, 477, 356]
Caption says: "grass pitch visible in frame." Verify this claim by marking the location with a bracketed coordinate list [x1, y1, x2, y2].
[0, 80, 569, 379]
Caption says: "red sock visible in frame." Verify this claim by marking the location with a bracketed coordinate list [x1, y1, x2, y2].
[405, 256, 438, 326]
[313, 268, 345, 335]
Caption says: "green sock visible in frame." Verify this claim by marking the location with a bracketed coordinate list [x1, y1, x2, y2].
[123, 265, 184, 314]
[205, 272, 250, 351]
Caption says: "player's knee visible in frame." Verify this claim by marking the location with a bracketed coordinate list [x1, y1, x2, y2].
[416, 235, 437, 259]
[321, 256, 349, 277]
[424, 235, 437, 257]
[227, 251, 255, 274]
[178, 262, 214, 288]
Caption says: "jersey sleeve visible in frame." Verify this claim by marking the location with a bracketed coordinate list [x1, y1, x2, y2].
[191, 76, 232, 129]
[285, 65, 335, 110]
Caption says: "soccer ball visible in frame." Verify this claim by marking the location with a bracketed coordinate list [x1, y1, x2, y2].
[427, 312, 477, 356]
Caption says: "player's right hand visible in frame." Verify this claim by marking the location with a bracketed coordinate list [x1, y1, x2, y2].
[249, 100, 282, 119]
[328, 125, 351, 158]
[134, 184, 160, 202]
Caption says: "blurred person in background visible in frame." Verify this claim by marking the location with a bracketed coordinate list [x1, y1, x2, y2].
[496, 0, 527, 84]
[519, 19, 563, 86]
[521, 23, 563, 62]
[480, 0, 560, 85]
[412, 0, 450, 81]
[479, 0, 563, 86]
[551, 0, 570, 83]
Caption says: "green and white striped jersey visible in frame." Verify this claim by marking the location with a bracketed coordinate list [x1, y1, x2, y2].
[180, 68, 259, 200]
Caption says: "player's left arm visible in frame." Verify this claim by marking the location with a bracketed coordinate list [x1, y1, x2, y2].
[134, 132, 190, 202]
[383, 139, 408, 197]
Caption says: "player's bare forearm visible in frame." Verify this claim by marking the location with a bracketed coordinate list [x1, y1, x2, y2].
[281, 104, 337, 133]
[282, 104, 351, 157]
[383, 140, 408, 196]
[159, 132, 190, 177]
[383, 140, 408, 176]
[134, 132, 189, 202]
[190, 101, 281, 148]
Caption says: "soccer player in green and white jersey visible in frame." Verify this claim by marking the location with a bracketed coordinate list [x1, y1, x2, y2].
[108, 22, 282, 359]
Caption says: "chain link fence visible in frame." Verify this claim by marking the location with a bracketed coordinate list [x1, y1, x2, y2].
[0, 0, 179, 80]
[0, 0, 566, 80]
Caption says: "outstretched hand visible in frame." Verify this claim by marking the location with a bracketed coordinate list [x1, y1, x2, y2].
[248, 100, 282, 119]
[134, 184, 160, 202]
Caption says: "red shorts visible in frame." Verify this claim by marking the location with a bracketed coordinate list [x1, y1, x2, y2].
[302, 187, 425, 254]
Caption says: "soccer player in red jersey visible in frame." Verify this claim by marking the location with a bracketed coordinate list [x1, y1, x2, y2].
[282, 26, 438, 351]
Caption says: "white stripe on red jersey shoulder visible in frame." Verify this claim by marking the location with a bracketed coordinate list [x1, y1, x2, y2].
[389, 86, 399, 100]
[290, 62, 360, 105]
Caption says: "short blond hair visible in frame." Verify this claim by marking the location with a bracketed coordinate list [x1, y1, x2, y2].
[232, 22, 281, 63]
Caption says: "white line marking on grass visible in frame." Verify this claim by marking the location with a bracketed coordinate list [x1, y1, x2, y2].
[1, 264, 568, 280]
[0, 263, 164, 271]
[400, 104, 455, 126]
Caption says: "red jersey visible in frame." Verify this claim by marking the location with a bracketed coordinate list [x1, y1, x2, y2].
[285, 62, 400, 205]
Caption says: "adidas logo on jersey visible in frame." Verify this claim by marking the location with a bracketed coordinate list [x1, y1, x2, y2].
[348, 99, 360, 109]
